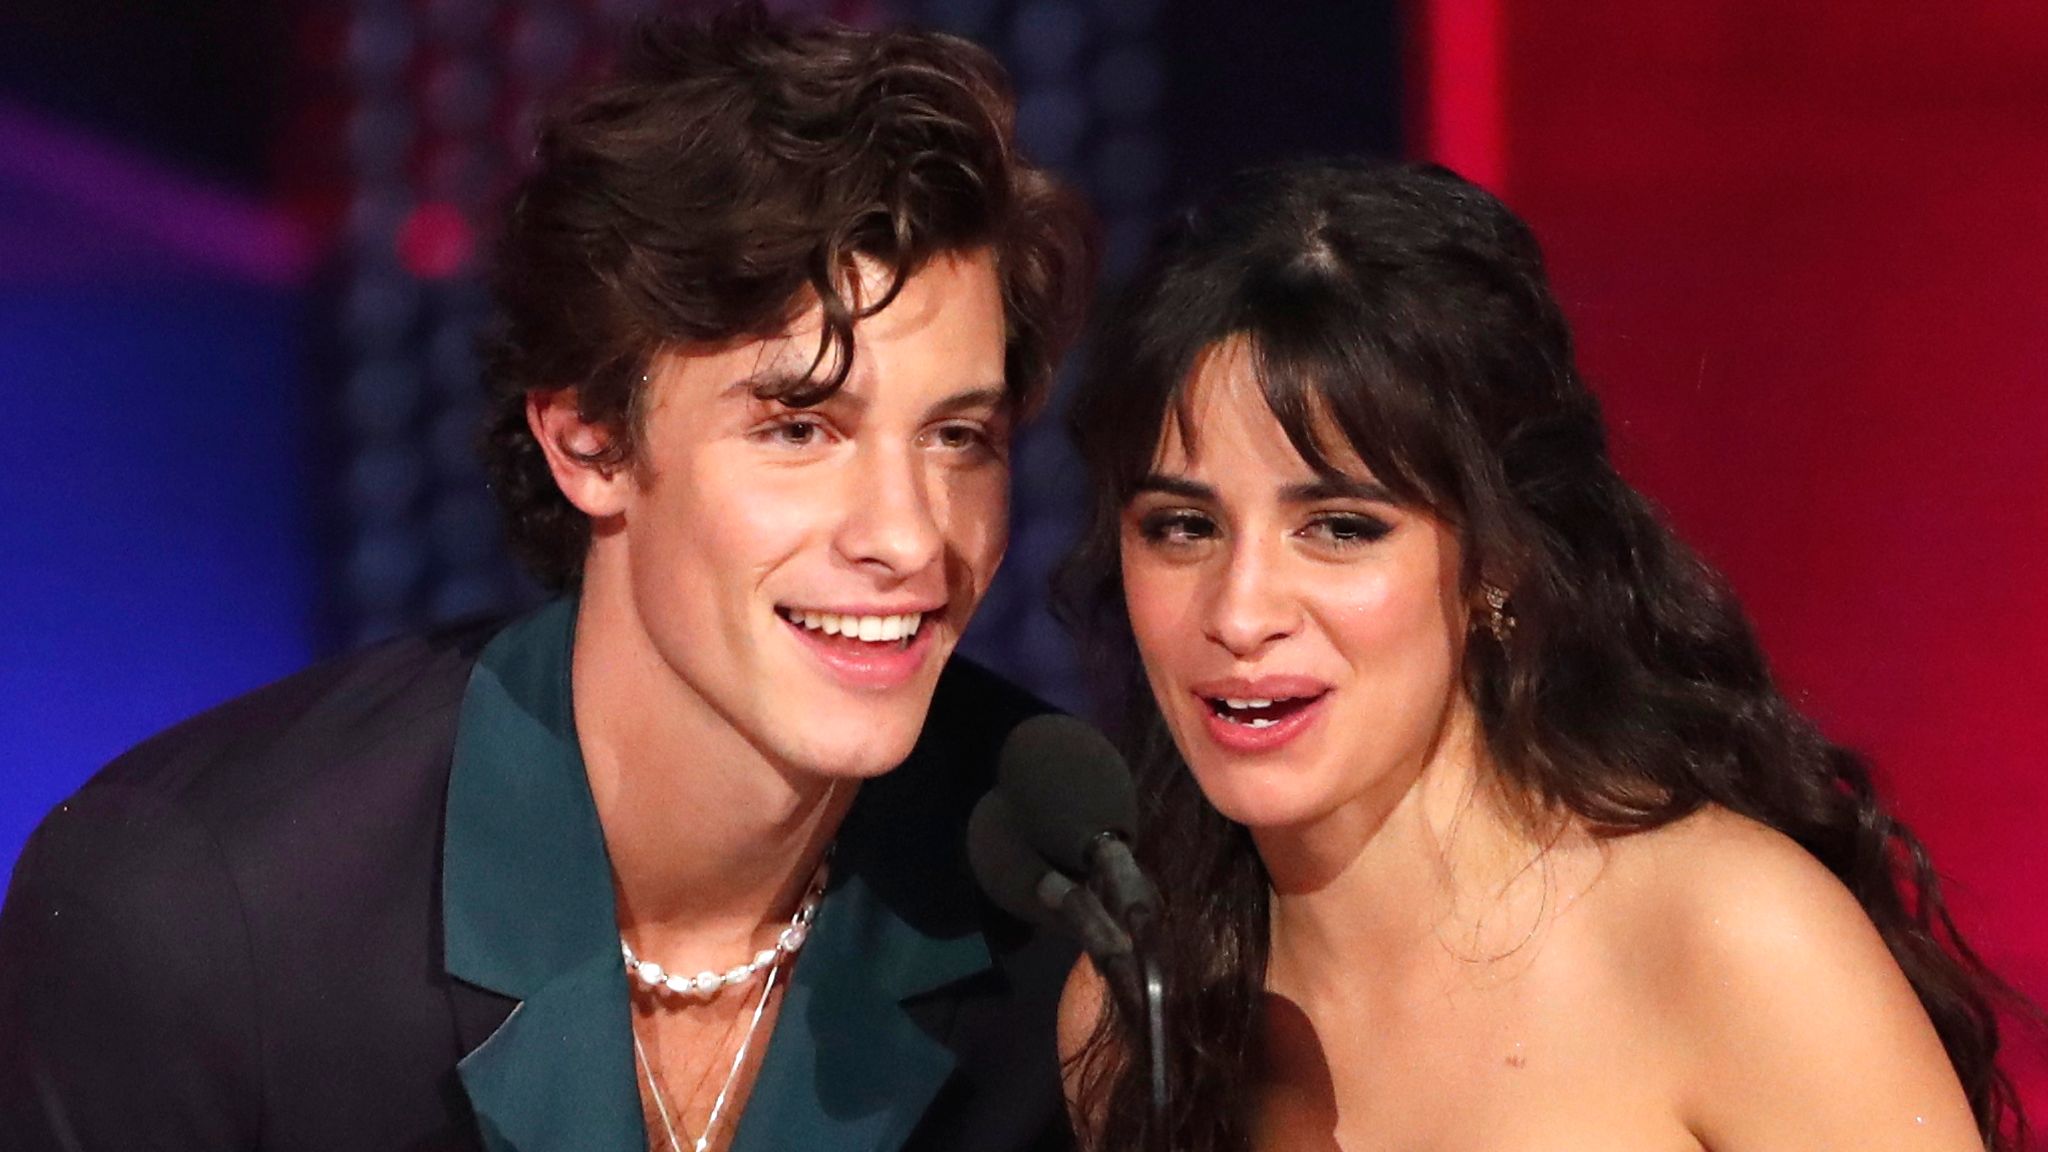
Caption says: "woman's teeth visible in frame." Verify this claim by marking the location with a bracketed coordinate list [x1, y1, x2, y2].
[782, 609, 923, 643]
[1208, 695, 1314, 728]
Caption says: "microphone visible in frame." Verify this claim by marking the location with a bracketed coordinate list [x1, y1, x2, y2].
[967, 792, 1134, 966]
[986, 715, 1169, 1118]
[995, 715, 1160, 936]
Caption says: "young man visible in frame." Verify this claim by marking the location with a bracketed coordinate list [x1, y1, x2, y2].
[0, 7, 1095, 1151]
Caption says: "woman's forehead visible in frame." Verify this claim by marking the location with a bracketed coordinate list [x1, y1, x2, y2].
[1150, 338, 1377, 482]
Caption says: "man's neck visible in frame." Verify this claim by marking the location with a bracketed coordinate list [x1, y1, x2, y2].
[568, 579, 854, 955]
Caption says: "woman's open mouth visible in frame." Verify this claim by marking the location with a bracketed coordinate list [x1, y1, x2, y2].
[1191, 685, 1330, 752]
[1204, 693, 1323, 729]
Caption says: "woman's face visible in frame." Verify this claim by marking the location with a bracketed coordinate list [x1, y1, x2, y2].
[1119, 339, 1475, 833]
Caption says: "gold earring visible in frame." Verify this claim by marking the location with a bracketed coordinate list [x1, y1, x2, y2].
[1482, 583, 1515, 644]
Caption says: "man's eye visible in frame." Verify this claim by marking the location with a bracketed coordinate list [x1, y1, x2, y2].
[933, 424, 983, 449]
[926, 419, 1007, 459]
[766, 417, 824, 446]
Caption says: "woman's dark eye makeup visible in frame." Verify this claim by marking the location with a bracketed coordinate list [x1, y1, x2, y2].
[1136, 509, 1216, 542]
[1308, 512, 1394, 544]
[1131, 506, 1395, 547]
[1126, 470, 1401, 550]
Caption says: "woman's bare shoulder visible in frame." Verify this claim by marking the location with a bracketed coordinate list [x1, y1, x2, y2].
[1589, 805, 1850, 931]
[1579, 805, 1981, 1148]
[1058, 955, 1110, 1065]
[1057, 956, 1115, 1140]
[1583, 804, 1908, 1018]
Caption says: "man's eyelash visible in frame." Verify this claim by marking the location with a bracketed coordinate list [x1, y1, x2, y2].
[755, 414, 829, 444]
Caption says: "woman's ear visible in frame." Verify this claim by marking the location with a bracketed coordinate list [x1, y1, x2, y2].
[526, 389, 630, 518]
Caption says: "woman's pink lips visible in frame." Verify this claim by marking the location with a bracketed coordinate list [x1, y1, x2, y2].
[1194, 690, 1329, 753]
[782, 613, 936, 690]
[1188, 674, 1330, 700]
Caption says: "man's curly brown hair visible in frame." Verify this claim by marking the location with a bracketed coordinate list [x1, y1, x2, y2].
[480, 2, 1097, 589]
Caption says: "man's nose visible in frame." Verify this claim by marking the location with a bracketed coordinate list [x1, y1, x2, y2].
[835, 445, 944, 579]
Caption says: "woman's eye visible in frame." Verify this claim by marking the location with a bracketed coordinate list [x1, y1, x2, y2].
[1306, 513, 1393, 546]
[1136, 510, 1217, 545]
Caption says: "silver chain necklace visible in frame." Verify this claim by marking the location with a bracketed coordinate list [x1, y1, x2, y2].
[635, 959, 781, 1152]
[624, 856, 829, 1152]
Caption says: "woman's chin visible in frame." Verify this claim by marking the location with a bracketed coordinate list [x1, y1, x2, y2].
[1185, 763, 1333, 833]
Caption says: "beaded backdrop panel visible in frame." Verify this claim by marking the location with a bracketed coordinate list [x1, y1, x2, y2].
[315, 0, 746, 654]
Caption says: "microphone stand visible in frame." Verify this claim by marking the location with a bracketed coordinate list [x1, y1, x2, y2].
[1141, 946, 1166, 1126]
[1034, 881, 1168, 1145]
[1084, 833, 1169, 1140]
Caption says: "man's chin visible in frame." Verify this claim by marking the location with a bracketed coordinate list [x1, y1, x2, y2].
[758, 641, 948, 776]
[769, 702, 932, 780]
[779, 738, 922, 782]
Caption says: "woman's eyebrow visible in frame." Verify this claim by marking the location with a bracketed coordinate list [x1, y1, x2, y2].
[1281, 477, 1397, 503]
[1131, 475, 1397, 503]
[1132, 474, 1212, 500]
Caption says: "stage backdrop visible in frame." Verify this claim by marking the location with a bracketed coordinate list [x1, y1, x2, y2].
[1417, 0, 2048, 1116]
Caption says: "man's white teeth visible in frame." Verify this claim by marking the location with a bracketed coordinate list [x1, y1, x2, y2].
[787, 610, 923, 642]
[1222, 697, 1274, 710]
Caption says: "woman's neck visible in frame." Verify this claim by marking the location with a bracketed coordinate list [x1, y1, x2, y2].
[1257, 703, 1557, 1004]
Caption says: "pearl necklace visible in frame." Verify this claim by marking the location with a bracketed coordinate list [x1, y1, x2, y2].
[620, 859, 827, 999]
[625, 856, 829, 1152]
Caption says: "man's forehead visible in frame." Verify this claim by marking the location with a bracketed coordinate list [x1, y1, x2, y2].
[646, 330, 831, 403]
[652, 248, 1006, 408]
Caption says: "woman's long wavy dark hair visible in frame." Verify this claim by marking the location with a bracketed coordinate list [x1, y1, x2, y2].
[1058, 160, 2030, 1152]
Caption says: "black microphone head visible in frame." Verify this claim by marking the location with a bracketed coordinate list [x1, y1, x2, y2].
[996, 714, 1137, 874]
[967, 791, 1063, 931]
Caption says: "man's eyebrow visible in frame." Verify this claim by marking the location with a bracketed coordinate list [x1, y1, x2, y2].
[719, 368, 859, 410]
[720, 379, 1006, 418]
[926, 386, 1008, 419]
[718, 370, 797, 398]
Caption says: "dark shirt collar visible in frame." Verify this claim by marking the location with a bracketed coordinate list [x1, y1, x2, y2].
[442, 598, 995, 1152]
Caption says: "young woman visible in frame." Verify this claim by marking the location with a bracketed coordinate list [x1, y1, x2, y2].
[1057, 160, 2029, 1152]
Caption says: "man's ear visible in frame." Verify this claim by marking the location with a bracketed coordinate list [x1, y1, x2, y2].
[527, 389, 630, 518]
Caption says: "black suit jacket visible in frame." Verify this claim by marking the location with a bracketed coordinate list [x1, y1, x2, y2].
[0, 600, 1077, 1152]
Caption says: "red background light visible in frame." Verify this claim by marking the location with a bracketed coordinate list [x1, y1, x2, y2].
[1418, 0, 2048, 1117]
[396, 201, 472, 279]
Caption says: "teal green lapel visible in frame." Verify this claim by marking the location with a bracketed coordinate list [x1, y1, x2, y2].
[729, 732, 996, 1152]
[442, 599, 645, 1152]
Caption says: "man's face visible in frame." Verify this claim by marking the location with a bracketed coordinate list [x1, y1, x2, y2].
[551, 249, 1011, 782]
